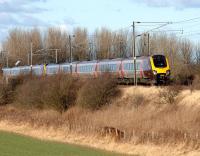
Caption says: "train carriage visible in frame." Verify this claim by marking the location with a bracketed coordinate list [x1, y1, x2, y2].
[20, 66, 31, 75]
[150, 55, 170, 84]
[76, 61, 97, 77]
[2, 68, 11, 77]
[97, 59, 122, 77]
[121, 58, 143, 82]
[46, 64, 60, 75]
[60, 63, 70, 73]
[32, 65, 44, 76]
[2, 54, 170, 84]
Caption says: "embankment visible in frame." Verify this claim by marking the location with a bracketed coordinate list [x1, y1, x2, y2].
[1, 86, 200, 156]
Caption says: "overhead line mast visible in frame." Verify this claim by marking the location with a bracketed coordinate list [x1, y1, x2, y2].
[132, 21, 172, 86]
[132, 22, 137, 86]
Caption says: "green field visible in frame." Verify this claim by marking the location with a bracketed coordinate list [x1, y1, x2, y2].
[0, 131, 131, 156]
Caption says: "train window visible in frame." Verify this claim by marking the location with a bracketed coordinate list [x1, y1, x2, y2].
[109, 64, 117, 71]
[124, 63, 133, 71]
[136, 62, 140, 70]
[47, 66, 57, 74]
[33, 67, 42, 75]
[152, 55, 167, 68]
[23, 68, 30, 74]
[79, 65, 93, 73]
[124, 62, 141, 71]
[63, 66, 70, 72]
[143, 59, 151, 71]
[12, 69, 19, 75]
[3, 69, 10, 75]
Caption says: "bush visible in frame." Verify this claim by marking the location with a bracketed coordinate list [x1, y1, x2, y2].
[16, 76, 46, 109]
[76, 75, 119, 110]
[191, 75, 200, 91]
[159, 86, 182, 105]
[9, 75, 25, 90]
[0, 75, 27, 105]
[16, 74, 80, 112]
[42, 75, 80, 112]
[0, 83, 13, 105]
[130, 93, 145, 108]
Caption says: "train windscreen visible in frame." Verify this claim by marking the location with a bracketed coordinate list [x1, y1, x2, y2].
[152, 55, 167, 68]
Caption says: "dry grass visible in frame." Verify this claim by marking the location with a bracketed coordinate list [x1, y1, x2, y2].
[1, 86, 200, 149]
[159, 85, 182, 105]
[1, 73, 200, 156]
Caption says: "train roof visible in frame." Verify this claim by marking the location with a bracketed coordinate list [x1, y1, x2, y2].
[2, 54, 166, 70]
[77, 60, 98, 64]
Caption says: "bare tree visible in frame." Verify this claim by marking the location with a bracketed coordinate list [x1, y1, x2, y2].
[179, 38, 193, 65]
[73, 27, 89, 61]
[195, 43, 200, 65]
[137, 34, 148, 56]
[2, 28, 31, 66]
[112, 30, 128, 58]
[45, 27, 68, 63]
[95, 28, 112, 59]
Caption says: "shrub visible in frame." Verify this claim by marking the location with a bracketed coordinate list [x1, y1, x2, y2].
[0, 75, 28, 105]
[16, 74, 80, 112]
[76, 75, 119, 110]
[130, 92, 145, 108]
[159, 86, 182, 105]
[0, 83, 13, 105]
[191, 75, 200, 91]
[16, 76, 46, 109]
[42, 75, 80, 112]
[8, 75, 28, 90]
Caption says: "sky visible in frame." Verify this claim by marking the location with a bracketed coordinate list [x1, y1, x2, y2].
[1, 0, 200, 49]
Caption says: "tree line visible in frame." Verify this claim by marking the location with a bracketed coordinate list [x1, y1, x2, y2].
[1, 27, 200, 82]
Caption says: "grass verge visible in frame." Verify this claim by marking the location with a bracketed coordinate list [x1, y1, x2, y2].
[0, 131, 131, 156]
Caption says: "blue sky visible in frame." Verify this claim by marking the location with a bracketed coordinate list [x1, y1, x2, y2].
[1, 0, 200, 47]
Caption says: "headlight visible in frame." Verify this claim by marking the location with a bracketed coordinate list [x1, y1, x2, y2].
[166, 70, 170, 76]
[153, 70, 157, 75]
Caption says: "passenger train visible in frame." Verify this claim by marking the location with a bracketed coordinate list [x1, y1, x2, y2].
[2, 54, 170, 84]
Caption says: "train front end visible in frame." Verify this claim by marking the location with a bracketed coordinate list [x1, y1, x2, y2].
[150, 55, 170, 84]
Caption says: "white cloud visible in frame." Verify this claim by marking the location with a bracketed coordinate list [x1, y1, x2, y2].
[134, 0, 200, 8]
[0, 0, 49, 42]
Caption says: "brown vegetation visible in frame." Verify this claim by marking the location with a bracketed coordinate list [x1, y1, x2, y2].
[0, 74, 119, 112]
[76, 75, 119, 110]
[16, 74, 81, 112]
[1, 81, 200, 149]
[0, 75, 26, 105]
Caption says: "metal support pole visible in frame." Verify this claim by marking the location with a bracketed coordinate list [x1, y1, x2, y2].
[27, 53, 29, 65]
[55, 49, 58, 64]
[69, 35, 72, 74]
[148, 33, 150, 56]
[89, 42, 92, 60]
[132, 21, 137, 86]
[30, 42, 33, 73]
[6, 52, 8, 68]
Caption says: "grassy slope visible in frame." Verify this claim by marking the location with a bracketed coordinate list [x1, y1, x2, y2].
[0, 131, 130, 156]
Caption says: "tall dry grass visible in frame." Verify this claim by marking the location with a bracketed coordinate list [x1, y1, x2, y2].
[1, 86, 200, 148]
[1, 73, 200, 147]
